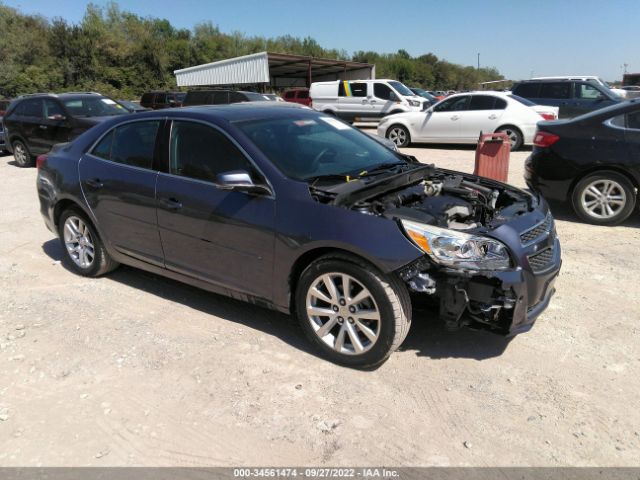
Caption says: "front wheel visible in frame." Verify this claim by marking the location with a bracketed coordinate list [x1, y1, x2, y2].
[295, 254, 412, 368]
[386, 124, 411, 148]
[571, 172, 636, 225]
[496, 126, 523, 151]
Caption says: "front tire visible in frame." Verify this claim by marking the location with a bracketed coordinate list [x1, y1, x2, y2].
[12, 140, 34, 167]
[386, 124, 411, 148]
[496, 126, 523, 151]
[295, 254, 412, 368]
[58, 208, 119, 277]
[571, 171, 636, 225]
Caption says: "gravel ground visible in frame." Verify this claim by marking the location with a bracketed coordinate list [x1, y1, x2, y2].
[0, 137, 639, 466]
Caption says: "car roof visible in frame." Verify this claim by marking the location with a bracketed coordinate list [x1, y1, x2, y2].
[132, 102, 312, 122]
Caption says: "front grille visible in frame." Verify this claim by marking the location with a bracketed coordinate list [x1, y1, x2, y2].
[528, 246, 555, 273]
[520, 214, 552, 245]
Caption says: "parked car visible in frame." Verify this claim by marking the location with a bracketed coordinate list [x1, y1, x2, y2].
[139, 91, 186, 109]
[263, 94, 285, 102]
[0, 117, 7, 153]
[37, 103, 560, 367]
[3, 92, 128, 167]
[310, 79, 428, 122]
[509, 94, 559, 120]
[282, 88, 312, 107]
[0, 99, 12, 116]
[525, 99, 640, 226]
[117, 100, 150, 112]
[182, 90, 271, 107]
[378, 91, 558, 150]
[429, 91, 447, 101]
[531, 76, 627, 98]
[409, 87, 437, 106]
[512, 79, 621, 118]
[621, 86, 640, 99]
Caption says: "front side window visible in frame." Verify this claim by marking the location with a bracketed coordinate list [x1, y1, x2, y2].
[434, 96, 469, 112]
[169, 121, 253, 183]
[576, 83, 602, 100]
[374, 83, 394, 100]
[539, 82, 571, 99]
[92, 121, 159, 169]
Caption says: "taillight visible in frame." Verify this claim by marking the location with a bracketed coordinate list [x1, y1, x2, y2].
[36, 154, 48, 169]
[533, 131, 560, 148]
[539, 113, 556, 121]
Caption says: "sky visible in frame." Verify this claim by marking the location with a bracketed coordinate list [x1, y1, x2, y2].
[3, 0, 639, 82]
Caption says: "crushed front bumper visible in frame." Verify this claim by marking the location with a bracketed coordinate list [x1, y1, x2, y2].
[397, 213, 562, 335]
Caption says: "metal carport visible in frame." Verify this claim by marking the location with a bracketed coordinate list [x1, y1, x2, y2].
[174, 51, 375, 89]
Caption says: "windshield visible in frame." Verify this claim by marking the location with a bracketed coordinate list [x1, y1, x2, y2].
[388, 81, 415, 97]
[508, 94, 537, 106]
[63, 97, 127, 117]
[411, 88, 436, 101]
[237, 115, 405, 181]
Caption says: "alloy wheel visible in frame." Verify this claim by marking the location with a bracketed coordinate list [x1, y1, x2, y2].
[63, 216, 95, 269]
[13, 142, 27, 165]
[501, 128, 520, 149]
[305, 272, 381, 355]
[388, 127, 407, 146]
[580, 179, 627, 219]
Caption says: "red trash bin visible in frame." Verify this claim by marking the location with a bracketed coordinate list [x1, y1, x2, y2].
[473, 132, 510, 182]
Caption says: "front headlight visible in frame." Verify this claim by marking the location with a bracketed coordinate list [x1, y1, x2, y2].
[407, 99, 421, 107]
[401, 219, 511, 270]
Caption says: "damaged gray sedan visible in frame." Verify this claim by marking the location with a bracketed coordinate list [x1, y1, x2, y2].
[37, 104, 561, 367]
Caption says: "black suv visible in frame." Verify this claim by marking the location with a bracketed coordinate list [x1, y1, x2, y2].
[512, 79, 621, 118]
[139, 91, 186, 110]
[3, 92, 128, 167]
[182, 90, 270, 107]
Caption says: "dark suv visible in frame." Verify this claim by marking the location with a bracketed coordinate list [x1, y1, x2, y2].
[36, 103, 561, 367]
[139, 91, 186, 110]
[182, 90, 270, 107]
[3, 92, 128, 167]
[512, 79, 621, 118]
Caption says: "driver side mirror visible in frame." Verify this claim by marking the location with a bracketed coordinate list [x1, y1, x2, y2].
[215, 170, 271, 195]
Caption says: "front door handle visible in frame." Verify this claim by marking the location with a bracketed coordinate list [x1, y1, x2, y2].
[488, 114, 498, 120]
[451, 115, 460, 120]
[159, 197, 182, 211]
[85, 178, 103, 189]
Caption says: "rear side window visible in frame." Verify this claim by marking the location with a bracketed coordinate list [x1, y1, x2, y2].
[539, 82, 571, 99]
[434, 96, 469, 112]
[297, 91, 309, 99]
[350, 83, 368, 97]
[93, 121, 160, 169]
[44, 99, 65, 118]
[169, 121, 253, 183]
[140, 93, 154, 105]
[154, 93, 167, 104]
[468, 95, 498, 110]
[15, 99, 42, 117]
[513, 83, 541, 98]
[284, 91, 295, 99]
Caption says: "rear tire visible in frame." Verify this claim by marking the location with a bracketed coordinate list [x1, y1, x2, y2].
[12, 139, 34, 167]
[58, 208, 119, 277]
[496, 125, 523, 151]
[386, 124, 411, 148]
[571, 171, 636, 225]
[295, 253, 411, 368]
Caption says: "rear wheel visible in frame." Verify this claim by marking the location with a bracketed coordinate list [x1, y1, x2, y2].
[58, 209, 119, 277]
[12, 140, 33, 167]
[496, 126, 523, 151]
[386, 124, 411, 148]
[571, 171, 636, 225]
[295, 254, 411, 368]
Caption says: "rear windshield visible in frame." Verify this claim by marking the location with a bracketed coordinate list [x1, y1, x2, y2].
[63, 97, 127, 117]
[508, 94, 537, 106]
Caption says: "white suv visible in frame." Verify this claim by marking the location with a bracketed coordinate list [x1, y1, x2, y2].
[310, 79, 427, 122]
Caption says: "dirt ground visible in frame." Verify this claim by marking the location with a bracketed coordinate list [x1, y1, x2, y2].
[0, 134, 639, 467]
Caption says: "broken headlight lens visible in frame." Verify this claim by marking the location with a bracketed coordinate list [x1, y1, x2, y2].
[400, 219, 511, 270]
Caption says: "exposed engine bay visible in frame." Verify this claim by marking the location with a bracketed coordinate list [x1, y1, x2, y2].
[309, 163, 534, 231]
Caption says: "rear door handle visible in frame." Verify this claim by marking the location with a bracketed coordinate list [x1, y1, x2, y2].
[159, 197, 182, 211]
[39, 125, 48, 130]
[85, 178, 103, 189]
[488, 114, 498, 120]
[451, 115, 460, 120]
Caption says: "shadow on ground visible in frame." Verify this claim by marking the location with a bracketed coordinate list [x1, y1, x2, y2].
[42, 238, 511, 368]
[547, 200, 640, 228]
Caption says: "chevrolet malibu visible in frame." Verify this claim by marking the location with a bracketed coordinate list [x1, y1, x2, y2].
[37, 104, 561, 367]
